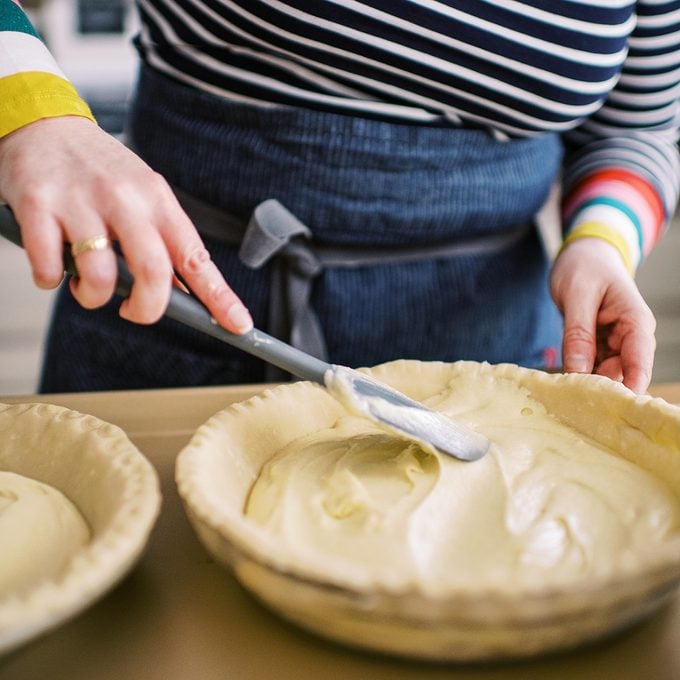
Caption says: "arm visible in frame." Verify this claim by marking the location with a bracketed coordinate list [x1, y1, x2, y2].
[0, 0, 95, 135]
[551, 0, 680, 393]
[0, 0, 253, 332]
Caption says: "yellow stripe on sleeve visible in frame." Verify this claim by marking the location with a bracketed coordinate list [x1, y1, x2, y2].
[560, 221, 635, 276]
[0, 71, 95, 138]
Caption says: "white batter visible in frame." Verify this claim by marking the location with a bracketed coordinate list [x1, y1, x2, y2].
[245, 373, 680, 594]
[0, 471, 90, 596]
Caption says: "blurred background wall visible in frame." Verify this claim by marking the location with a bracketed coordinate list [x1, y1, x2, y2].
[26, 0, 138, 135]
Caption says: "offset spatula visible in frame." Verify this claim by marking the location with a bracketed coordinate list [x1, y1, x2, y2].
[0, 205, 489, 462]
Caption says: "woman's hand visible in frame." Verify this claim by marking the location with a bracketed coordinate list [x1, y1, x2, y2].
[0, 116, 253, 333]
[550, 237, 656, 394]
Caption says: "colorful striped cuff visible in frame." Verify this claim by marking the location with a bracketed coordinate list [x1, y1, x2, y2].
[561, 167, 665, 271]
[563, 179, 658, 257]
[0, 29, 67, 80]
[0, 8, 95, 137]
[0, 71, 95, 137]
[0, 0, 41, 38]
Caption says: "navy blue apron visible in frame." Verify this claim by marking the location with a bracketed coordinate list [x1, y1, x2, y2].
[40, 65, 563, 392]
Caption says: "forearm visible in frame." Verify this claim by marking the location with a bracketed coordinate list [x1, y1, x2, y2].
[0, 0, 95, 138]
[560, 0, 680, 272]
[561, 163, 667, 274]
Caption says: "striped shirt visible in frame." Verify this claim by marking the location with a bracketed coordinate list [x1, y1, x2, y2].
[0, 0, 94, 136]
[2, 0, 680, 270]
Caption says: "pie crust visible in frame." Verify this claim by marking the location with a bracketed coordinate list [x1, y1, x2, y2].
[176, 360, 680, 661]
[0, 402, 161, 656]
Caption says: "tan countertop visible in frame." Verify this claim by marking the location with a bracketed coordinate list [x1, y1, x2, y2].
[1, 382, 680, 680]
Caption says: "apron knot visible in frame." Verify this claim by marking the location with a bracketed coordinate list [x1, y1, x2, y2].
[238, 199, 328, 380]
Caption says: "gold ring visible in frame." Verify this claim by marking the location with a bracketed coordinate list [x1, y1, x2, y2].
[70, 235, 112, 258]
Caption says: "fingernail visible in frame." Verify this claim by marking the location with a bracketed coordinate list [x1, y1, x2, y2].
[566, 354, 590, 373]
[227, 303, 254, 333]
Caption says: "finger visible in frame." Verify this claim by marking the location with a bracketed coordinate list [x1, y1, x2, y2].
[618, 325, 656, 395]
[156, 200, 253, 334]
[559, 287, 599, 376]
[100, 187, 179, 323]
[174, 239, 253, 334]
[62, 212, 118, 309]
[116, 227, 174, 324]
[620, 364, 653, 395]
[12, 205, 65, 289]
[597, 350, 651, 394]
[593, 312, 655, 394]
[594, 355, 624, 384]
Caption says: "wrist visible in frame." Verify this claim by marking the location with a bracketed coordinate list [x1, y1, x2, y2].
[555, 235, 634, 283]
[0, 116, 97, 204]
[558, 222, 635, 275]
[0, 70, 95, 138]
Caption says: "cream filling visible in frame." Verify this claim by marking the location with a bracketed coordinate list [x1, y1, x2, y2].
[245, 373, 680, 594]
[0, 471, 90, 596]
[324, 365, 490, 461]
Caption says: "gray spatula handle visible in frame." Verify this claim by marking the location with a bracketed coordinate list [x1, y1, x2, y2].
[162, 289, 330, 383]
[0, 204, 330, 384]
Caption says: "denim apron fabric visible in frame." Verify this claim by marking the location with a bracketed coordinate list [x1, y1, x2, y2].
[40, 65, 564, 392]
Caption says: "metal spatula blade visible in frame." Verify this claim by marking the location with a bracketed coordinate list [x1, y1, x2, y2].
[324, 365, 490, 461]
[202, 325, 490, 461]
[0, 204, 489, 462]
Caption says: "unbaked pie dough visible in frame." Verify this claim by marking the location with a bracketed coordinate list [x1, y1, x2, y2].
[245, 367, 680, 594]
[0, 471, 90, 596]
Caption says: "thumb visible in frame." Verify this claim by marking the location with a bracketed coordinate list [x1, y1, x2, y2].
[559, 289, 599, 376]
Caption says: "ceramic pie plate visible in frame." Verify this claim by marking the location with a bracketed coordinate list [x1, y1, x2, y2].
[0, 402, 161, 656]
[176, 360, 680, 662]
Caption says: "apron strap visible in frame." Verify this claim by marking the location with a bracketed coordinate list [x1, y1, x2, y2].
[172, 186, 532, 380]
[240, 200, 328, 378]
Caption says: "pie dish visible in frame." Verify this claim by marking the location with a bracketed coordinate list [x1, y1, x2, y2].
[176, 360, 680, 661]
[0, 402, 161, 656]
